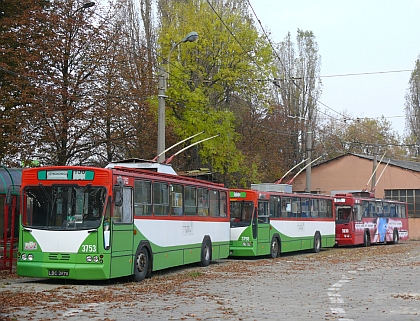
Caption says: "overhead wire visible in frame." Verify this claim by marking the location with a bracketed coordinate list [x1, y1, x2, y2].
[246, 0, 410, 148]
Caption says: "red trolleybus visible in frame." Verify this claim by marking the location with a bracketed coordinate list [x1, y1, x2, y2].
[17, 163, 230, 281]
[334, 192, 409, 246]
[229, 184, 336, 258]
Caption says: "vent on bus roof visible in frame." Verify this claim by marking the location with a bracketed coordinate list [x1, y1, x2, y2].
[251, 183, 292, 193]
[105, 158, 177, 175]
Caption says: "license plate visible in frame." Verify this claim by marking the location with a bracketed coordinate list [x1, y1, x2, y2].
[48, 270, 69, 277]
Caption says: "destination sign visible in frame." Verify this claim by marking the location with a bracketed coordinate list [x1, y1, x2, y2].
[38, 170, 94, 180]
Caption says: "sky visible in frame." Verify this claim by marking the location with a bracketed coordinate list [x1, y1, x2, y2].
[250, 0, 420, 136]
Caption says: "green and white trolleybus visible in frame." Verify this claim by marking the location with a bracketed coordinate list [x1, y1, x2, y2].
[17, 161, 230, 281]
[229, 184, 336, 258]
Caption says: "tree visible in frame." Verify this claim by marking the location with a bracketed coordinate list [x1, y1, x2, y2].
[316, 114, 406, 161]
[156, 0, 274, 186]
[273, 30, 322, 173]
[405, 55, 420, 157]
[0, 1, 108, 166]
[87, 0, 158, 166]
[0, 0, 48, 166]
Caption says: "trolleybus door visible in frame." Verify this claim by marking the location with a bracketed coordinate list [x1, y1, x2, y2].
[110, 186, 134, 278]
[257, 201, 270, 245]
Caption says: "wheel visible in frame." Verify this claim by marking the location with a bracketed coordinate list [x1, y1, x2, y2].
[363, 231, 371, 247]
[133, 246, 149, 282]
[270, 237, 279, 258]
[200, 238, 212, 267]
[313, 232, 321, 253]
[392, 229, 399, 244]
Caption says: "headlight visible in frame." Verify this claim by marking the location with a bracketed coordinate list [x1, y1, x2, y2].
[86, 256, 92, 262]
[21, 253, 27, 260]
[28, 254, 34, 261]
[93, 256, 99, 263]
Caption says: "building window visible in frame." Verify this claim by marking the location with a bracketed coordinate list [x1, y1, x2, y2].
[385, 189, 420, 218]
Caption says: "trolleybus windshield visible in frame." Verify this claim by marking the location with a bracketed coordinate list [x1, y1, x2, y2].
[230, 200, 254, 227]
[22, 185, 107, 230]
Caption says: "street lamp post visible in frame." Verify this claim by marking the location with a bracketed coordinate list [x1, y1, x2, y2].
[75, 2, 95, 12]
[157, 31, 198, 163]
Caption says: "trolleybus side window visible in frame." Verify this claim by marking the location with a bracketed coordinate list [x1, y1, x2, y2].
[154, 182, 169, 216]
[326, 199, 333, 218]
[134, 180, 152, 216]
[269, 195, 281, 218]
[354, 204, 362, 220]
[369, 201, 382, 217]
[170, 184, 184, 216]
[209, 190, 220, 217]
[198, 188, 209, 216]
[396, 204, 405, 218]
[281, 197, 291, 218]
[389, 204, 396, 217]
[382, 203, 390, 217]
[362, 201, 369, 217]
[319, 199, 330, 218]
[220, 191, 227, 217]
[292, 197, 301, 217]
[311, 198, 319, 218]
[184, 186, 197, 216]
[301, 198, 310, 217]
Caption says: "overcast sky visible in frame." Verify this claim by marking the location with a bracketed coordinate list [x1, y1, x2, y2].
[250, 0, 420, 136]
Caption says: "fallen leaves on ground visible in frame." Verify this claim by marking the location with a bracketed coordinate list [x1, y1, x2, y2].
[0, 241, 419, 319]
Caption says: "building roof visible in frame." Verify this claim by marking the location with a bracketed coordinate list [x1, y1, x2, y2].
[314, 153, 420, 173]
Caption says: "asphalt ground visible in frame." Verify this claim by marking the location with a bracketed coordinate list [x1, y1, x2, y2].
[1, 241, 419, 321]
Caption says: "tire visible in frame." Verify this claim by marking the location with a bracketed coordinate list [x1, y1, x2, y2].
[200, 238, 212, 267]
[363, 230, 371, 247]
[133, 246, 149, 282]
[392, 229, 399, 244]
[313, 232, 321, 253]
[270, 237, 279, 258]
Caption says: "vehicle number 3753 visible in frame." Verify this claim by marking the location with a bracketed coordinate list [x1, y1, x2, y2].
[81, 245, 97, 253]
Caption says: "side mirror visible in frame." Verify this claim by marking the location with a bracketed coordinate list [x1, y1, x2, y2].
[114, 188, 122, 207]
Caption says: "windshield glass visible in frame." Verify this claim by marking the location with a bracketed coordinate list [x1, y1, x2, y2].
[23, 184, 107, 230]
[336, 206, 352, 223]
[230, 201, 254, 227]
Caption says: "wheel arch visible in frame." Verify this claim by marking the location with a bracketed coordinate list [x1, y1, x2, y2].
[135, 240, 153, 278]
[272, 233, 281, 255]
[314, 230, 322, 252]
[202, 235, 212, 260]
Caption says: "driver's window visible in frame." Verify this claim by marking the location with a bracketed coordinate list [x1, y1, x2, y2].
[113, 187, 133, 223]
[257, 201, 269, 223]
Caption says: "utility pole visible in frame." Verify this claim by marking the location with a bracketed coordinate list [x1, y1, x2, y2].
[156, 32, 198, 163]
[371, 141, 378, 192]
[157, 65, 167, 163]
[305, 130, 312, 193]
